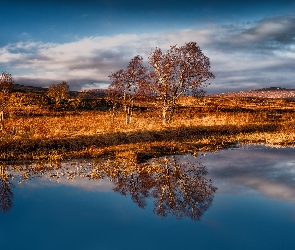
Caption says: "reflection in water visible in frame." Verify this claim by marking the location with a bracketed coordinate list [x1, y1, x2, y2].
[0, 165, 14, 213]
[0, 153, 217, 220]
[205, 145, 295, 201]
[90, 152, 217, 220]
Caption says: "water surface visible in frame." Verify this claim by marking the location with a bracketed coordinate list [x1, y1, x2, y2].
[1, 145, 295, 250]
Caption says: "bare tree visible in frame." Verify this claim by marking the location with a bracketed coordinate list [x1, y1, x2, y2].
[0, 72, 13, 130]
[47, 81, 69, 104]
[106, 55, 148, 124]
[149, 42, 215, 124]
[106, 69, 125, 123]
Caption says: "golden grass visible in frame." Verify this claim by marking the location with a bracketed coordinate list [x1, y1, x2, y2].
[1, 97, 295, 161]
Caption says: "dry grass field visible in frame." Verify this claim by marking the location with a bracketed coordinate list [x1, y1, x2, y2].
[1, 96, 295, 162]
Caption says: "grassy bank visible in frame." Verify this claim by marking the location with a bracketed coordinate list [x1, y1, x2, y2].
[1, 97, 295, 161]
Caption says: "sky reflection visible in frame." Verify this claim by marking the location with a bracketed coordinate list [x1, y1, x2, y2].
[1, 145, 295, 250]
[202, 145, 295, 202]
[2, 145, 295, 215]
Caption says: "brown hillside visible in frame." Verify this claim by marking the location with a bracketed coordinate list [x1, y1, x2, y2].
[211, 87, 295, 99]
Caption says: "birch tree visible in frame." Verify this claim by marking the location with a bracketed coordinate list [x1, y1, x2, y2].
[107, 55, 148, 124]
[0, 72, 13, 130]
[149, 42, 215, 124]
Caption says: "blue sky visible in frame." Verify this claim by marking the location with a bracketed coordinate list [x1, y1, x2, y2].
[0, 0, 294, 93]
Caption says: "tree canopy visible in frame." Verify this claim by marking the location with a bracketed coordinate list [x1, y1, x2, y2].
[107, 42, 214, 124]
[107, 55, 149, 124]
[149, 42, 215, 123]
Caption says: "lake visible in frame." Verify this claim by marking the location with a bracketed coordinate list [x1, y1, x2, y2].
[1, 145, 295, 250]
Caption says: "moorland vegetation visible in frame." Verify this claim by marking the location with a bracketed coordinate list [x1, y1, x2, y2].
[1, 42, 295, 163]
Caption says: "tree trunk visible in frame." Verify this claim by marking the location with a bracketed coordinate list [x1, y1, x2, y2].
[162, 105, 169, 125]
[126, 106, 131, 124]
[167, 99, 176, 123]
[0, 111, 4, 131]
[167, 108, 175, 123]
[111, 104, 116, 123]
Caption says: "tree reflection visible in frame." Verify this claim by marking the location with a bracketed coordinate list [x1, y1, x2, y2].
[150, 156, 216, 220]
[0, 165, 14, 213]
[89, 152, 217, 220]
[1, 152, 217, 220]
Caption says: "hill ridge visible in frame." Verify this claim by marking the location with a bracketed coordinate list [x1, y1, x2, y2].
[210, 87, 295, 99]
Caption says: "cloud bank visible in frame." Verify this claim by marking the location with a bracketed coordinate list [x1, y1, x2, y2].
[0, 14, 294, 93]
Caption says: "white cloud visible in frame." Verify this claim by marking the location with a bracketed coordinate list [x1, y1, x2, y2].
[0, 47, 23, 63]
[0, 14, 294, 92]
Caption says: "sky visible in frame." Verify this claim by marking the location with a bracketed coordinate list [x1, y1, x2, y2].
[0, 0, 294, 94]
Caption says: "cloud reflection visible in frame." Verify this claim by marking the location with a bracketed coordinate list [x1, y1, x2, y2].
[202, 145, 295, 201]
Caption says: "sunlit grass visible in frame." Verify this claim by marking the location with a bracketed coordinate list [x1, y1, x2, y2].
[1, 97, 295, 161]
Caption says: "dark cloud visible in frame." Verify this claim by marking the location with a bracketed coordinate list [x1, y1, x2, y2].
[239, 15, 295, 48]
[253, 16, 294, 43]
[68, 50, 128, 71]
[202, 14, 295, 93]
[212, 15, 295, 53]
[66, 79, 108, 91]
[14, 77, 56, 88]
[14, 77, 107, 91]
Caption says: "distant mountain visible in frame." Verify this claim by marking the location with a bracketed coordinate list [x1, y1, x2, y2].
[10, 84, 106, 98]
[257, 87, 288, 91]
[210, 87, 295, 99]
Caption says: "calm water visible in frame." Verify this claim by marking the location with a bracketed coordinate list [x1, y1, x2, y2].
[1, 145, 295, 250]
